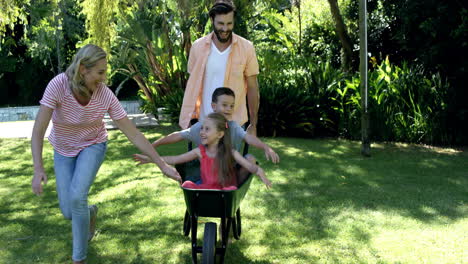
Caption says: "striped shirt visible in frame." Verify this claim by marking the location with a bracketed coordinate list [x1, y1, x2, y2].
[40, 73, 127, 157]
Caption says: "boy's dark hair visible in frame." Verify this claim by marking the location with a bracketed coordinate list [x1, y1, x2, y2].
[212, 87, 235, 103]
[209, 0, 236, 19]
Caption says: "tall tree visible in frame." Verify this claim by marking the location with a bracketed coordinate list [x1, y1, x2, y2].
[174, 0, 211, 58]
[292, 0, 302, 54]
[54, 0, 66, 73]
[327, 0, 353, 71]
[81, 0, 117, 54]
[176, 0, 192, 58]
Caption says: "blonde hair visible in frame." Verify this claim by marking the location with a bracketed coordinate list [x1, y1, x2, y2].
[65, 44, 107, 99]
[206, 112, 235, 186]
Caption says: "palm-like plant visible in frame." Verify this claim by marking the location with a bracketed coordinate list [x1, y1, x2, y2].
[111, 0, 187, 104]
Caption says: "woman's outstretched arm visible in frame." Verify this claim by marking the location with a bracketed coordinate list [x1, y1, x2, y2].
[31, 105, 53, 195]
[114, 116, 181, 183]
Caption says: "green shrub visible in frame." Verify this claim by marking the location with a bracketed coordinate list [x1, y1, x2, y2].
[159, 87, 185, 125]
[258, 84, 315, 137]
[336, 57, 450, 145]
[258, 53, 338, 137]
[139, 86, 184, 125]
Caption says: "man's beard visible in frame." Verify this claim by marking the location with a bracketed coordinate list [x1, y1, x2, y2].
[214, 28, 232, 43]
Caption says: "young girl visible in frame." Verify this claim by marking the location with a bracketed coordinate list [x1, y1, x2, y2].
[135, 112, 272, 190]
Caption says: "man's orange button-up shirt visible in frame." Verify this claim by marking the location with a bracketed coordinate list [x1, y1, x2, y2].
[179, 32, 259, 129]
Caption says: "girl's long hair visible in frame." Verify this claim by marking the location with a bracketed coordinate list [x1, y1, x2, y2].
[206, 112, 235, 186]
[65, 44, 107, 100]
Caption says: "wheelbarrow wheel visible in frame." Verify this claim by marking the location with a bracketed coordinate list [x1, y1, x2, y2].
[183, 210, 190, 236]
[202, 222, 217, 264]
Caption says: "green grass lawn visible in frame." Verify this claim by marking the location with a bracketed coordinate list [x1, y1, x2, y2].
[1, 123, 467, 264]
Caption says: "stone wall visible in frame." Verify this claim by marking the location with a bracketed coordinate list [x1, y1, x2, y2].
[0, 101, 142, 122]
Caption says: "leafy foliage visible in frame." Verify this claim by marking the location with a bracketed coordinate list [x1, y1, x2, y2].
[157, 87, 185, 124]
[335, 58, 450, 144]
[0, 0, 86, 106]
[81, 0, 118, 55]
[111, 0, 188, 106]
[257, 52, 340, 137]
[0, 0, 30, 37]
[0, 0, 466, 145]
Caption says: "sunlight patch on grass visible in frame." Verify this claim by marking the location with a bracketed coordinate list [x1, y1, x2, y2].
[0, 186, 11, 195]
[385, 142, 464, 155]
[243, 244, 269, 258]
[282, 145, 309, 157]
[96, 181, 148, 201]
[419, 205, 439, 216]
[372, 222, 467, 263]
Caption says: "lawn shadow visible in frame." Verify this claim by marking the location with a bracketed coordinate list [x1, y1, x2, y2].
[242, 137, 467, 261]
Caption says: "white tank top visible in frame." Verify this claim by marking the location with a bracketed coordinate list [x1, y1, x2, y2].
[200, 42, 232, 121]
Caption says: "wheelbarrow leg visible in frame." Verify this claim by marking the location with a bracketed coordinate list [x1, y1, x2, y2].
[219, 217, 232, 264]
[236, 208, 242, 238]
[191, 214, 198, 264]
[183, 210, 191, 236]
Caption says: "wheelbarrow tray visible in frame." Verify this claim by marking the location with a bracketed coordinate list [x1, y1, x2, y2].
[176, 161, 254, 263]
[176, 161, 254, 218]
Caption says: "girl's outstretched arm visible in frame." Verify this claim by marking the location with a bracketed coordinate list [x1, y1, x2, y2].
[163, 149, 200, 165]
[135, 149, 201, 166]
[232, 150, 272, 189]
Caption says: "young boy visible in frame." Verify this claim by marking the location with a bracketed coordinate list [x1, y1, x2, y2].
[134, 87, 279, 181]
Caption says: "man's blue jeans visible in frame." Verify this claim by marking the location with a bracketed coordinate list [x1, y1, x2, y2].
[53, 141, 107, 261]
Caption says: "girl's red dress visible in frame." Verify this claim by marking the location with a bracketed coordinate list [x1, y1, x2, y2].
[181, 145, 237, 190]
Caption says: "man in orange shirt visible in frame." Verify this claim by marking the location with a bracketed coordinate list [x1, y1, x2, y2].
[179, 0, 260, 135]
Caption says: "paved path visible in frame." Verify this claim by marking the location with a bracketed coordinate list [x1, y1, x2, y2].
[0, 114, 158, 139]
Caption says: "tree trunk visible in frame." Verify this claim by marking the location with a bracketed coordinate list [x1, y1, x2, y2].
[327, 0, 353, 72]
[128, 64, 153, 103]
[176, 0, 192, 58]
[54, 0, 65, 74]
[359, 0, 370, 156]
[297, 0, 302, 54]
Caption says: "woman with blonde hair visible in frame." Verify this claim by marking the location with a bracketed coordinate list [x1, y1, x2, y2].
[31, 44, 181, 264]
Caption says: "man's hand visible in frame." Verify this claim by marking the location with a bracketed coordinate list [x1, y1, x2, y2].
[32, 169, 48, 196]
[246, 124, 257, 136]
[133, 154, 151, 165]
[264, 147, 280, 164]
[160, 164, 182, 184]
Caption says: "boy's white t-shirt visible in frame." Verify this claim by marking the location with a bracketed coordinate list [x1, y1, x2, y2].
[200, 42, 232, 121]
